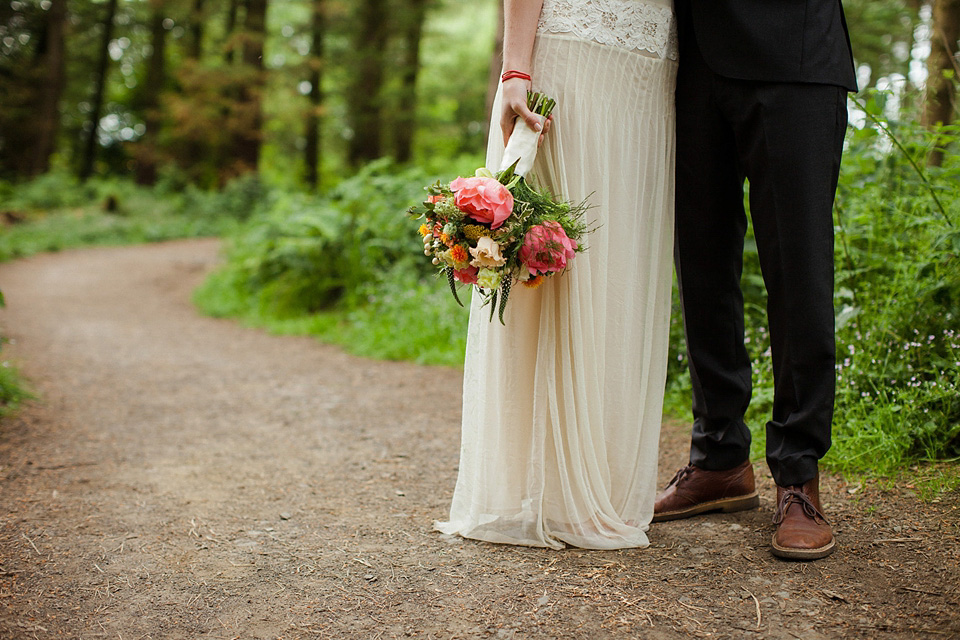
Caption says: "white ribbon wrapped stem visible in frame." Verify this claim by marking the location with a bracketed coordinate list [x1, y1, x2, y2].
[498, 114, 546, 177]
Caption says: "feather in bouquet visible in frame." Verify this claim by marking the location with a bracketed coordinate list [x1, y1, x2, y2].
[409, 92, 589, 324]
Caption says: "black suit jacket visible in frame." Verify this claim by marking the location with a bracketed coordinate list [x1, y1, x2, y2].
[677, 0, 858, 92]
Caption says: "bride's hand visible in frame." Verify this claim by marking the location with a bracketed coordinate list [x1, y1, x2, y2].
[500, 78, 551, 147]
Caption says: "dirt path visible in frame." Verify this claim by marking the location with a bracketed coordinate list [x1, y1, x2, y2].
[0, 239, 957, 640]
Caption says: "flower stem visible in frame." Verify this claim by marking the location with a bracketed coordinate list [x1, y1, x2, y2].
[527, 91, 556, 119]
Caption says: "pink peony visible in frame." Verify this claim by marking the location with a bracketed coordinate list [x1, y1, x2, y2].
[449, 176, 514, 229]
[519, 220, 578, 276]
[453, 265, 479, 284]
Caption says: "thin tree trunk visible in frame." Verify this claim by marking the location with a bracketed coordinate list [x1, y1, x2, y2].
[394, 0, 428, 164]
[347, 0, 388, 165]
[923, 0, 960, 166]
[233, 0, 267, 175]
[188, 0, 205, 60]
[80, 0, 118, 180]
[30, 0, 67, 176]
[180, 0, 206, 179]
[135, 2, 167, 185]
[304, 0, 325, 189]
[224, 0, 240, 64]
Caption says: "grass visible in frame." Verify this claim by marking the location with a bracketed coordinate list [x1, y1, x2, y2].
[193, 264, 469, 368]
[0, 356, 31, 418]
[0, 171, 262, 262]
[0, 208, 240, 261]
[0, 291, 31, 417]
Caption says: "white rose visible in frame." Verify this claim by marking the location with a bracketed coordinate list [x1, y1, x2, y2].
[469, 236, 507, 268]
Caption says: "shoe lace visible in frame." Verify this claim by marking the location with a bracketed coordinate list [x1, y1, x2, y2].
[665, 465, 695, 489]
[772, 488, 829, 525]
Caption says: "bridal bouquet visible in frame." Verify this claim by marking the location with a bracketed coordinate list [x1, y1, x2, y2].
[409, 92, 588, 323]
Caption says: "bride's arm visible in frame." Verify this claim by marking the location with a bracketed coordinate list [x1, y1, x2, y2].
[500, 0, 545, 146]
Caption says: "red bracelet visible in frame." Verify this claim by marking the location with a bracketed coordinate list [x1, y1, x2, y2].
[501, 70, 532, 82]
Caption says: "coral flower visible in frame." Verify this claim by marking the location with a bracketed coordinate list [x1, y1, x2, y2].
[453, 265, 479, 285]
[450, 176, 514, 229]
[519, 220, 578, 276]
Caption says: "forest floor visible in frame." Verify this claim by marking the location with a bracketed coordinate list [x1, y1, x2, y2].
[0, 239, 957, 640]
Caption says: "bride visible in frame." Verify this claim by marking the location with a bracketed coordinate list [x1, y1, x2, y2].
[435, 0, 677, 549]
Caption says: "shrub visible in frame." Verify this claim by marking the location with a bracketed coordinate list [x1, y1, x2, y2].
[194, 159, 471, 365]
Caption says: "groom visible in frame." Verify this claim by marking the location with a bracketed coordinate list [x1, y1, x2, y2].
[657, 0, 857, 560]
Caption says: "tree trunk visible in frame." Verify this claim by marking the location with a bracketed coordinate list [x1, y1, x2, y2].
[304, 0, 325, 189]
[347, 0, 388, 165]
[232, 0, 267, 176]
[485, 1, 505, 131]
[30, 0, 67, 176]
[80, 0, 118, 180]
[394, 0, 428, 164]
[135, 2, 167, 185]
[224, 0, 241, 64]
[923, 0, 960, 167]
[188, 0, 205, 60]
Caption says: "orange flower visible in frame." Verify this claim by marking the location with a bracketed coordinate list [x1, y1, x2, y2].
[440, 233, 453, 246]
[450, 244, 469, 265]
[522, 275, 544, 288]
[418, 224, 430, 236]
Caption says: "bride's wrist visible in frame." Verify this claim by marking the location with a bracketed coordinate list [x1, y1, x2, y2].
[501, 70, 532, 83]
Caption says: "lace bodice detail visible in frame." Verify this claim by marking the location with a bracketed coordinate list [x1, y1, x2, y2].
[538, 0, 678, 60]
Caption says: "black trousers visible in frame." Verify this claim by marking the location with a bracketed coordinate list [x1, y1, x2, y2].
[675, 26, 849, 487]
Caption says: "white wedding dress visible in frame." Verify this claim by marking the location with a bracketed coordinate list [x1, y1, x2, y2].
[436, 0, 677, 549]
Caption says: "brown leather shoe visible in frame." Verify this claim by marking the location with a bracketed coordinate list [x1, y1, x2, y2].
[771, 473, 836, 560]
[652, 459, 760, 522]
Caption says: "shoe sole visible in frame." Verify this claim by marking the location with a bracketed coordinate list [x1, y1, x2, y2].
[651, 492, 760, 523]
[770, 535, 836, 561]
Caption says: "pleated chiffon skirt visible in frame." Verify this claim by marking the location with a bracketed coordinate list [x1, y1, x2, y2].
[436, 27, 677, 549]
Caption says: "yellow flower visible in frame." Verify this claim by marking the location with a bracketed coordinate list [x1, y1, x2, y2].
[477, 268, 503, 290]
[418, 224, 430, 236]
[462, 224, 490, 241]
